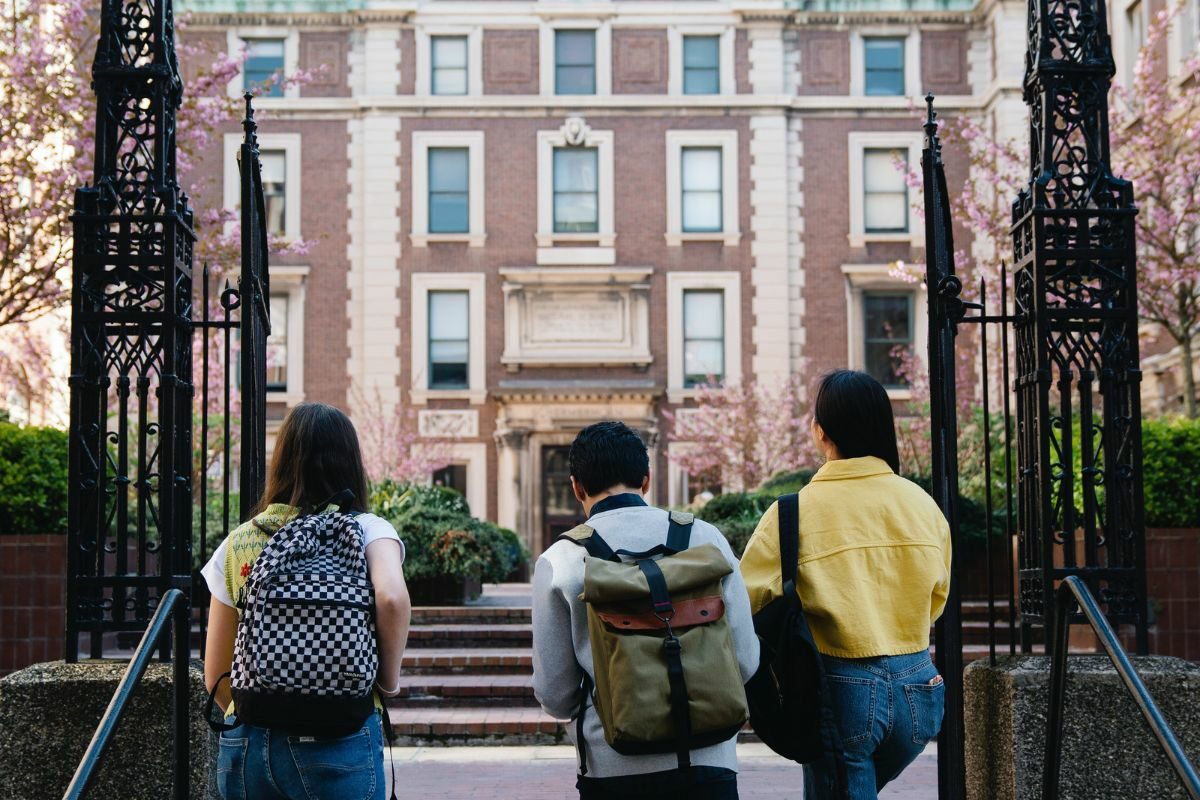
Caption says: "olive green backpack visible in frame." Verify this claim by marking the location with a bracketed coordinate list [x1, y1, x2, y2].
[560, 511, 749, 773]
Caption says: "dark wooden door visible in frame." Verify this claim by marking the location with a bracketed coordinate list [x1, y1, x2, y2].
[542, 445, 585, 553]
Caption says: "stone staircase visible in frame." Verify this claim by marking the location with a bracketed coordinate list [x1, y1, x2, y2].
[385, 586, 1022, 746]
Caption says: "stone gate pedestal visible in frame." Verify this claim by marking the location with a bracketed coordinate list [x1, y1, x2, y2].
[0, 660, 213, 800]
[965, 655, 1200, 800]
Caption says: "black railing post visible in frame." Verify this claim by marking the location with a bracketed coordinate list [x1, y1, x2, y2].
[239, 95, 270, 519]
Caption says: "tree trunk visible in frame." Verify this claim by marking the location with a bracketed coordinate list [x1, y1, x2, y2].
[1181, 334, 1198, 419]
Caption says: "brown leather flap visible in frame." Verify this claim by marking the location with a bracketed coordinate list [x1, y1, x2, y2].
[597, 596, 725, 632]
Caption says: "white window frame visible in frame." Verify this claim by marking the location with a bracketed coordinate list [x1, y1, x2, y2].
[410, 131, 486, 247]
[226, 28, 300, 100]
[847, 131, 924, 248]
[223, 133, 302, 240]
[849, 29, 921, 98]
[841, 263, 928, 401]
[1168, 0, 1200, 77]
[665, 130, 740, 246]
[1116, 0, 1147, 87]
[667, 26, 735, 96]
[417, 27, 483, 97]
[666, 272, 742, 403]
[410, 273, 487, 405]
[536, 123, 615, 250]
[540, 20, 612, 96]
[268, 265, 309, 407]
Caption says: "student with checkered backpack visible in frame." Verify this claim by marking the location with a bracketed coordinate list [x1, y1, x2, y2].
[202, 402, 411, 800]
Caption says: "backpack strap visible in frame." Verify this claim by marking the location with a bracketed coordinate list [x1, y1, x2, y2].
[779, 493, 850, 798]
[777, 494, 800, 598]
[637, 557, 692, 771]
[557, 524, 620, 562]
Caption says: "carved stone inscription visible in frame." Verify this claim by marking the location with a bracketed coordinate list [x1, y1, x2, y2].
[528, 295, 624, 343]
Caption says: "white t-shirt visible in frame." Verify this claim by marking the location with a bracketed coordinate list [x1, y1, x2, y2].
[200, 512, 404, 609]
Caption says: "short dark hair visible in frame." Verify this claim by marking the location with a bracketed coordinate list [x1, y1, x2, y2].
[813, 370, 901, 474]
[568, 421, 650, 497]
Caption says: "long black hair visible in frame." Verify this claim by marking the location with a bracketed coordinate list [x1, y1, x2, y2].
[252, 402, 370, 516]
[812, 370, 901, 474]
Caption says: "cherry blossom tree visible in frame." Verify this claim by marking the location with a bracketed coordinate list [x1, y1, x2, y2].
[664, 376, 817, 492]
[352, 388, 453, 486]
[930, 4, 1200, 416]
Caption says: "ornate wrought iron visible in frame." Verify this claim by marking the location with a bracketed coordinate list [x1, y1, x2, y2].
[67, 0, 195, 660]
[1012, 0, 1148, 651]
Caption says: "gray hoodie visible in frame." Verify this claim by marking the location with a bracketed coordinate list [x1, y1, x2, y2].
[531, 501, 761, 779]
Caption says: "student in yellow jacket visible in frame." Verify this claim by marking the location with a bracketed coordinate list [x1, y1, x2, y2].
[740, 370, 951, 800]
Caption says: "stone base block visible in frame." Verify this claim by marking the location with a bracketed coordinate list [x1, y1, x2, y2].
[965, 655, 1200, 800]
[0, 660, 213, 800]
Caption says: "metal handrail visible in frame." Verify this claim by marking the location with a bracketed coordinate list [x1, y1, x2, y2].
[1043, 576, 1200, 800]
[62, 588, 188, 800]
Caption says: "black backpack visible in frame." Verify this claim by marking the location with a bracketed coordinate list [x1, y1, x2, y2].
[743, 493, 848, 797]
[207, 493, 378, 738]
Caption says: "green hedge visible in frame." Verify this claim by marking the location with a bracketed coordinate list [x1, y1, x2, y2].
[370, 481, 528, 583]
[0, 423, 69, 535]
[1142, 417, 1200, 528]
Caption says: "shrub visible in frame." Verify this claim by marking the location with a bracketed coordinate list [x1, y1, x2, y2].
[0, 423, 69, 535]
[759, 468, 816, 497]
[1142, 417, 1200, 528]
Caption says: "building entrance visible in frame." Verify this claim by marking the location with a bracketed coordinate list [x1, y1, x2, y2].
[541, 445, 586, 554]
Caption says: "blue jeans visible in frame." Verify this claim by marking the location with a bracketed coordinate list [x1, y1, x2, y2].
[217, 711, 386, 800]
[804, 651, 944, 800]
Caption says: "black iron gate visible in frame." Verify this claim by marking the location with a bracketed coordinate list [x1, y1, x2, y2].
[65, 0, 270, 794]
[925, 0, 1149, 797]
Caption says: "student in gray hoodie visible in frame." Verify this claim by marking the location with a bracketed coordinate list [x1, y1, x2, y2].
[532, 420, 760, 800]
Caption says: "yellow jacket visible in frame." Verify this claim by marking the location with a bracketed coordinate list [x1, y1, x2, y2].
[739, 456, 951, 659]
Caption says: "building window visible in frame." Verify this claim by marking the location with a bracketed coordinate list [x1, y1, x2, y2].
[864, 38, 905, 96]
[267, 294, 288, 391]
[431, 35, 468, 95]
[260, 150, 286, 236]
[863, 148, 908, 233]
[428, 291, 469, 390]
[553, 147, 599, 233]
[432, 463, 468, 497]
[244, 39, 285, 97]
[681, 147, 723, 233]
[556, 30, 596, 95]
[863, 293, 913, 388]
[683, 290, 725, 387]
[428, 148, 469, 234]
[682, 35, 720, 94]
[1125, 0, 1146, 86]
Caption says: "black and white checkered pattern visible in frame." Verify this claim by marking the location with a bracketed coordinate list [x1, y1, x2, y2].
[231, 511, 378, 704]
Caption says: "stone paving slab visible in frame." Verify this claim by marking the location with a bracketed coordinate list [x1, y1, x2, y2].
[385, 745, 938, 798]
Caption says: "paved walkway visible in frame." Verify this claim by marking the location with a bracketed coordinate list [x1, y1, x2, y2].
[387, 744, 938, 798]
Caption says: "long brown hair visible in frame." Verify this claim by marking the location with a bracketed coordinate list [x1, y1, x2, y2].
[252, 402, 371, 516]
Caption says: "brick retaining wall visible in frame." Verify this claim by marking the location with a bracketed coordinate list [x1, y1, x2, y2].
[0, 535, 65, 676]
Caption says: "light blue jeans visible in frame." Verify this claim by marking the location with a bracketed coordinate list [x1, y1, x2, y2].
[216, 711, 386, 800]
[804, 651, 944, 800]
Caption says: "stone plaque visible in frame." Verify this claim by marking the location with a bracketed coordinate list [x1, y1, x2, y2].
[418, 409, 479, 439]
[527, 295, 624, 344]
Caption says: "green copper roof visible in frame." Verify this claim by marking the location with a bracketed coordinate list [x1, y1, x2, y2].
[179, 0, 365, 12]
[787, 0, 977, 9]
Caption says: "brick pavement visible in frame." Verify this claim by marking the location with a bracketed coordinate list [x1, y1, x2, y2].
[387, 744, 938, 798]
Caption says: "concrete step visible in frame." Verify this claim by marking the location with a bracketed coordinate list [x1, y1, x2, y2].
[390, 674, 537, 707]
[412, 607, 532, 626]
[407, 624, 532, 649]
[387, 707, 567, 747]
[400, 648, 533, 675]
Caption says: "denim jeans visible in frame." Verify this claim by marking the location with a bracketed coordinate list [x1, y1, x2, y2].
[216, 711, 386, 800]
[803, 651, 944, 800]
[577, 766, 738, 799]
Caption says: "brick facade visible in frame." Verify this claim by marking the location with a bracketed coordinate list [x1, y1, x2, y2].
[184, 0, 1027, 557]
[0, 536, 66, 676]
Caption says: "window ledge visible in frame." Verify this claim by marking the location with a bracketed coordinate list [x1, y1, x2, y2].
[665, 231, 741, 247]
[410, 389, 488, 406]
[267, 390, 306, 408]
[849, 232, 922, 248]
[885, 387, 914, 401]
[536, 232, 616, 248]
[411, 233, 487, 248]
[667, 388, 705, 404]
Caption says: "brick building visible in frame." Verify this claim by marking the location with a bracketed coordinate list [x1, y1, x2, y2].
[181, 0, 1035, 558]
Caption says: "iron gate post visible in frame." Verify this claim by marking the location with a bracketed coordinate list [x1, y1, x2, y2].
[1012, 0, 1148, 650]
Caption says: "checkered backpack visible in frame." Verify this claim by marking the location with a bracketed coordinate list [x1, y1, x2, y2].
[219, 495, 379, 737]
